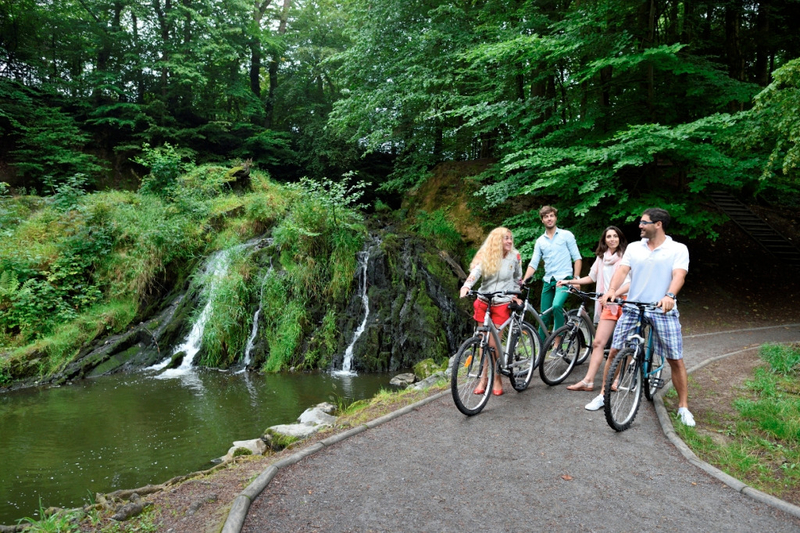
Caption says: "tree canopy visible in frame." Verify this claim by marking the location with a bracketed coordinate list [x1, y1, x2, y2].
[1, 0, 799, 248]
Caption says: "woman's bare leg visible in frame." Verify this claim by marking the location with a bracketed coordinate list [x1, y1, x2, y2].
[567, 319, 615, 389]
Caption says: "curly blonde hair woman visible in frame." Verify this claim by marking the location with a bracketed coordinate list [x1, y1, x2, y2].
[459, 227, 522, 395]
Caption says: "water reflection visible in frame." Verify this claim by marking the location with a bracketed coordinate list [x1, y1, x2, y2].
[0, 370, 389, 525]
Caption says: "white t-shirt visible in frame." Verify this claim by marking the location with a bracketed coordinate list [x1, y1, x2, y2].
[621, 236, 689, 303]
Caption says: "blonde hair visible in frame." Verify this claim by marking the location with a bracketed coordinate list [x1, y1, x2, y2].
[470, 227, 512, 277]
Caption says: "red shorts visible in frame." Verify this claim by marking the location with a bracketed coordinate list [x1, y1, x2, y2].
[473, 299, 511, 326]
[600, 297, 625, 321]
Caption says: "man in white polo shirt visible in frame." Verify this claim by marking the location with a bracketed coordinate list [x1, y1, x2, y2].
[596, 208, 694, 426]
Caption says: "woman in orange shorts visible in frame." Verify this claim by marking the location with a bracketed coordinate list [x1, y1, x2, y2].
[558, 226, 629, 408]
[459, 227, 522, 396]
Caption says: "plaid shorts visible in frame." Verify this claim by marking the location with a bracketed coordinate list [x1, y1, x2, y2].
[611, 307, 683, 360]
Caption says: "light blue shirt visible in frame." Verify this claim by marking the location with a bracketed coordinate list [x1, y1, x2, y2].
[528, 228, 582, 282]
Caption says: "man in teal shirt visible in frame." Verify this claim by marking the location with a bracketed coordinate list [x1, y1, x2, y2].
[524, 205, 582, 337]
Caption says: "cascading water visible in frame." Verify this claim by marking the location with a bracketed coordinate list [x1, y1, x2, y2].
[148, 239, 260, 378]
[335, 239, 379, 376]
[238, 264, 273, 373]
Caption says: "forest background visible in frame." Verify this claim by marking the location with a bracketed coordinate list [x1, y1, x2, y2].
[1, 0, 799, 383]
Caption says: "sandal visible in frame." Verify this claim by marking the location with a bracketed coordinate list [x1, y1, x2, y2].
[492, 388, 504, 396]
[566, 380, 594, 392]
[473, 387, 486, 395]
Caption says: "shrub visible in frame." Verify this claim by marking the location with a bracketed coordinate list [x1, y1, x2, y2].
[135, 143, 193, 199]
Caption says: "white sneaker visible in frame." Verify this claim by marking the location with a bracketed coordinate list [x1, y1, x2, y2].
[585, 394, 604, 411]
[678, 408, 696, 427]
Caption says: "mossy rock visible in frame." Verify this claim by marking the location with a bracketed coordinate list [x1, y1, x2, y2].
[262, 430, 300, 452]
[166, 351, 185, 369]
[231, 447, 253, 457]
[413, 358, 445, 380]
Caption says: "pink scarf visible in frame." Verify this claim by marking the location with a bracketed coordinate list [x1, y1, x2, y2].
[593, 250, 623, 321]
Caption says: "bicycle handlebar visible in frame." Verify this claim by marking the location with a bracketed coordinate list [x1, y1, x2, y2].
[618, 299, 661, 310]
[564, 285, 663, 310]
[564, 286, 602, 300]
[467, 289, 522, 300]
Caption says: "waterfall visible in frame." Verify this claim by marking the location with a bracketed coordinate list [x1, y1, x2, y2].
[148, 239, 261, 378]
[238, 265, 272, 374]
[335, 240, 376, 376]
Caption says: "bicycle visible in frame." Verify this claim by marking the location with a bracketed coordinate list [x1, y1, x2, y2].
[603, 299, 666, 431]
[538, 286, 598, 385]
[451, 287, 542, 416]
[523, 284, 594, 366]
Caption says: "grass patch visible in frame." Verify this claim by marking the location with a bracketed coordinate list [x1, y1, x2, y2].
[674, 343, 800, 503]
[335, 383, 447, 428]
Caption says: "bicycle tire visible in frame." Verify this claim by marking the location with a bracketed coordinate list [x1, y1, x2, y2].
[642, 324, 663, 401]
[539, 325, 580, 386]
[603, 347, 643, 431]
[451, 336, 493, 416]
[568, 310, 594, 366]
[507, 322, 539, 392]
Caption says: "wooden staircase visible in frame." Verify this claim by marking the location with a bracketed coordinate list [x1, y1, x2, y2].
[709, 191, 800, 268]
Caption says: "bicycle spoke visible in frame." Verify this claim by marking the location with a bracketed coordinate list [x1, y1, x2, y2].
[604, 348, 643, 431]
[508, 323, 538, 391]
[451, 336, 492, 416]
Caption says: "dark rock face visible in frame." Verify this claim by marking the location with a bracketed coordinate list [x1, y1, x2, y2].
[4, 229, 471, 388]
[51, 290, 197, 385]
[334, 231, 472, 373]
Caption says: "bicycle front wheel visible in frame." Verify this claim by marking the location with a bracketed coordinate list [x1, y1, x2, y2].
[539, 325, 580, 386]
[642, 324, 663, 401]
[508, 322, 539, 392]
[604, 347, 643, 431]
[451, 336, 492, 416]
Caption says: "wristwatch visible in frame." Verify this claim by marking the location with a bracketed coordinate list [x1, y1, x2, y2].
[665, 292, 676, 300]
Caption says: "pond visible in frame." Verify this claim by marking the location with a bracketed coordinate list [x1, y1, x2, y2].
[0, 369, 390, 525]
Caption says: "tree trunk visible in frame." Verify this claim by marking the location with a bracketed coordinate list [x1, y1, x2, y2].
[755, 0, 771, 86]
[250, 0, 274, 100]
[646, 0, 656, 120]
[132, 13, 145, 104]
[154, 0, 172, 101]
[265, 0, 291, 129]
[725, 0, 743, 81]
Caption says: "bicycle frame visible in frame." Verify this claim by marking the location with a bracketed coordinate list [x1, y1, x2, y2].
[525, 292, 596, 340]
[621, 304, 665, 382]
[476, 301, 518, 369]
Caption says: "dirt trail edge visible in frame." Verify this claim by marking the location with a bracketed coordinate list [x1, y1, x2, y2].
[225, 323, 800, 533]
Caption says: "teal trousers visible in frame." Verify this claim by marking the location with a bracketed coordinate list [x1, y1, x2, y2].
[539, 277, 572, 338]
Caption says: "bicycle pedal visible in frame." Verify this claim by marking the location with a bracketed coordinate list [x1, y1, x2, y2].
[651, 377, 665, 389]
[498, 367, 511, 377]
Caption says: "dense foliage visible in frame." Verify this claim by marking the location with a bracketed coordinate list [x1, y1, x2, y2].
[330, 0, 800, 251]
[2, 0, 800, 378]
[0, 0, 373, 189]
[0, 158, 368, 381]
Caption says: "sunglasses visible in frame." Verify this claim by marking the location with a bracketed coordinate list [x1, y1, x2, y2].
[638, 219, 657, 226]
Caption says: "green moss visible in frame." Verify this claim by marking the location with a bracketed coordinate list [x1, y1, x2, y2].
[413, 358, 445, 379]
[231, 447, 253, 457]
[87, 344, 143, 377]
[263, 429, 300, 451]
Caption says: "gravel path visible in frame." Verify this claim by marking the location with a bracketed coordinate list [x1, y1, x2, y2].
[241, 324, 800, 532]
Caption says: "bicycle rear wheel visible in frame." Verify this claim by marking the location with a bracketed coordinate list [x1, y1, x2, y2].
[539, 325, 580, 386]
[451, 336, 492, 416]
[573, 311, 594, 365]
[603, 347, 643, 431]
[508, 322, 539, 392]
